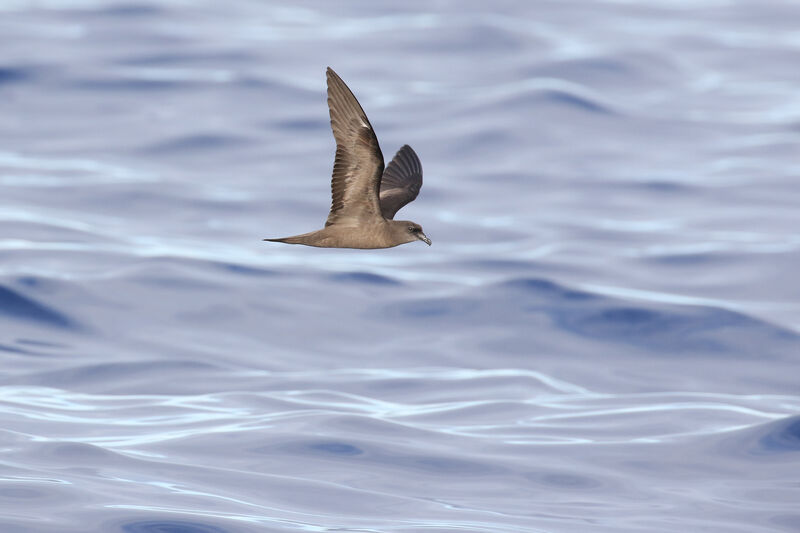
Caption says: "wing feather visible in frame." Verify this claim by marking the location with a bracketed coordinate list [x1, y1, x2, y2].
[379, 144, 423, 220]
[325, 67, 384, 227]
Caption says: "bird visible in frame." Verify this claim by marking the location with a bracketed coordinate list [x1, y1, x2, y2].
[264, 67, 431, 249]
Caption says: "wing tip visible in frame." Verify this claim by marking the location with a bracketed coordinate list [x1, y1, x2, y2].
[326, 66, 340, 82]
[401, 144, 418, 156]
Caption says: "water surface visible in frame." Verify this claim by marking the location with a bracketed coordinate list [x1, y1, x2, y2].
[1, 1, 799, 532]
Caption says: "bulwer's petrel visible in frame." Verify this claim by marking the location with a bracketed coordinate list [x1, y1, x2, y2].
[264, 67, 430, 249]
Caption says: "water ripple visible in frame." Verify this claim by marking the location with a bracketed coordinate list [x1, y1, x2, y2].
[0, 285, 78, 330]
[2, 1, 799, 531]
[1, 384, 796, 450]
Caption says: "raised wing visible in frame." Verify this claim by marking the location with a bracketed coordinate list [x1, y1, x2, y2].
[324, 67, 385, 227]
[379, 144, 422, 220]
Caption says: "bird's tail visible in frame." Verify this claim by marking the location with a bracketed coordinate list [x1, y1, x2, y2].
[263, 235, 307, 245]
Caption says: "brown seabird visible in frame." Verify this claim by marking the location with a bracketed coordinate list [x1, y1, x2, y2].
[264, 67, 431, 249]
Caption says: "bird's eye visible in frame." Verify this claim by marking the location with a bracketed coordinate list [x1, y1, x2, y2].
[408, 226, 417, 232]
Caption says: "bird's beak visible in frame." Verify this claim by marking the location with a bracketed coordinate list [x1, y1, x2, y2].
[417, 231, 432, 246]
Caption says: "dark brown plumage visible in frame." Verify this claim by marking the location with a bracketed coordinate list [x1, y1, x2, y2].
[264, 67, 430, 249]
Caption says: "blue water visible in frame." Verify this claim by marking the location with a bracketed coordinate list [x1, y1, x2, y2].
[2, 1, 800, 532]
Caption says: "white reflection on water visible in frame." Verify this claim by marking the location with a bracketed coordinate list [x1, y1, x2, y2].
[2, 383, 797, 448]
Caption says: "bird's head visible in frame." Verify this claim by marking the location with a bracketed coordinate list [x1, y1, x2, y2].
[395, 221, 431, 246]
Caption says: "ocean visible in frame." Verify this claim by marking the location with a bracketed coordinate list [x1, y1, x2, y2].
[1, 1, 799, 532]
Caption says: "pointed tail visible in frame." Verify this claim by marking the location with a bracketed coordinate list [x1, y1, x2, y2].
[263, 235, 306, 245]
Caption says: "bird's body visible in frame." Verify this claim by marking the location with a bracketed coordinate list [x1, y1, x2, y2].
[267, 219, 425, 249]
[265, 67, 430, 249]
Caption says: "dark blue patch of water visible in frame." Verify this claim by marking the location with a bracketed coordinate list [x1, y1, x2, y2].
[330, 272, 401, 286]
[122, 521, 230, 533]
[0, 285, 77, 329]
[757, 416, 800, 454]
